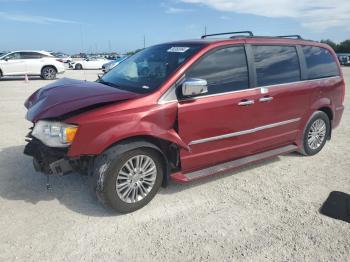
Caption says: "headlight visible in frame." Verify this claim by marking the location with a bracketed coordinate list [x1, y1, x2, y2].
[32, 120, 78, 147]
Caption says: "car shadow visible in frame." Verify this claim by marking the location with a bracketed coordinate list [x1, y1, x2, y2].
[0, 76, 43, 81]
[320, 191, 350, 223]
[0, 144, 283, 216]
[0, 145, 117, 217]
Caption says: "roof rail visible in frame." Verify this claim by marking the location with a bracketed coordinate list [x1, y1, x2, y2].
[276, 35, 302, 39]
[201, 31, 253, 39]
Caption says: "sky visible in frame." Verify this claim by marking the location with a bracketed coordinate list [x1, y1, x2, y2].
[0, 0, 349, 54]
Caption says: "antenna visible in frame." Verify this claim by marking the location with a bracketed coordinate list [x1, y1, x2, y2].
[143, 35, 146, 49]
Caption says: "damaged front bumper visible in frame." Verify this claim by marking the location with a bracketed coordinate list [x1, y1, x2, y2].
[24, 135, 93, 176]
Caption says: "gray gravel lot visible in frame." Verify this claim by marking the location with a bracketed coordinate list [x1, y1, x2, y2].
[0, 68, 349, 262]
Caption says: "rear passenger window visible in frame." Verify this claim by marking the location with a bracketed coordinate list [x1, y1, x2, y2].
[20, 52, 43, 59]
[302, 46, 339, 79]
[186, 46, 249, 95]
[253, 45, 300, 86]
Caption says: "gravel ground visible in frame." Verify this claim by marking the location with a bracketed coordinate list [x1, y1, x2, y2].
[0, 68, 349, 262]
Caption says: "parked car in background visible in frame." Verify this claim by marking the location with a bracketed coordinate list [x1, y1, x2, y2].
[69, 57, 108, 70]
[50, 52, 72, 63]
[0, 51, 9, 57]
[24, 32, 344, 213]
[0, 50, 65, 80]
[102, 56, 129, 73]
[337, 55, 350, 66]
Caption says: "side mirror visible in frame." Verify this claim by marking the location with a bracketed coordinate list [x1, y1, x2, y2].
[181, 78, 208, 97]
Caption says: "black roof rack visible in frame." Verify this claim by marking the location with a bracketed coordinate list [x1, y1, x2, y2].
[201, 31, 253, 39]
[200, 31, 305, 41]
[276, 35, 303, 39]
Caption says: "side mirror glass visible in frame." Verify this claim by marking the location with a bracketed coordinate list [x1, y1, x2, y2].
[181, 78, 208, 97]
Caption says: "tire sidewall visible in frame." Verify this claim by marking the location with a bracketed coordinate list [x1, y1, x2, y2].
[41, 66, 56, 80]
[94, 148, 163, 213]
[302, 111, 330, 156]
[75, 64, 82, 70]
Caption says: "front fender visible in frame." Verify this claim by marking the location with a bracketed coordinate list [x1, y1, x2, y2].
[67, 102, 188, 157]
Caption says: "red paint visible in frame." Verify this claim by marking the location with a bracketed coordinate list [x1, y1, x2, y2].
[25, 37, 345, 180]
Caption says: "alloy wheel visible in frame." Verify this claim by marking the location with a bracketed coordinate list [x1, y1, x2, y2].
[43, 67, 55, 79]
[307, 118, 327, 150]
[116, 155, 157, 203]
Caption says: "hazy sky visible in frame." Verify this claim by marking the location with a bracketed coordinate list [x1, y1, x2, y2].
[0, 0, 349, 54]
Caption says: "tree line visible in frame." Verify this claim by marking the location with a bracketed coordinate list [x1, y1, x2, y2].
[321, 39, 350, 53]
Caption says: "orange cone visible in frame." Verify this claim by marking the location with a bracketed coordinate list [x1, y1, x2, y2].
[24, 74, 29, 83]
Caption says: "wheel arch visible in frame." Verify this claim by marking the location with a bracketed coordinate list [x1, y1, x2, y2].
[103, 136, 180, 186]
[41, 64, 58, 73]
[317, 106, 333, 139]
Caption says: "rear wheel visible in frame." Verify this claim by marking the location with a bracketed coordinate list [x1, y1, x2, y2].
[41, 66, 57, 80]
[75, 63, 83, 70]
[92, 146, 163, 213]
[301, 111, 330, 156]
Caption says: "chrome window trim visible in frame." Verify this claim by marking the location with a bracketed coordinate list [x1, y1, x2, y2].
[189, 117, 301, 145]
[158, 75, 341, 104]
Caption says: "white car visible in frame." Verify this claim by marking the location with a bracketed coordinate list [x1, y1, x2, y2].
[50, 52, 72, 63]
[70, 57, 109, 70]
[0, 50, 65, 80]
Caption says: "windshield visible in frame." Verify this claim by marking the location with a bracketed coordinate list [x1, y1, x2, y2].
[99, 43, 204, 93]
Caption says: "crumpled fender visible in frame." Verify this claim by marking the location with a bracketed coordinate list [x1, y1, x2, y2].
[67, 102, 189, 157]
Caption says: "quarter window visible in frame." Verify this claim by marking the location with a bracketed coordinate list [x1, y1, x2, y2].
[302, 46, 339, 79]
[253, 45, 301, 86]
[186, 46, 249, 95]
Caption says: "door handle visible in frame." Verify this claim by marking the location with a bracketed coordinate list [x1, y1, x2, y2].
[238, 99, 255, 106]
[259, 96, 273, 102]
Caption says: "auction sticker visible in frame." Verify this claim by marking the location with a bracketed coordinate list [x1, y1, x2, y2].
[167, 47, 190, 53]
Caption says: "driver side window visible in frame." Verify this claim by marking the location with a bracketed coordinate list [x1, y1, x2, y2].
[4, 52, 21, 60]
[186, 46, 249, 95]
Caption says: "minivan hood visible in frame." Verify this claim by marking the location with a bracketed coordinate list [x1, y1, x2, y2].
[25, 78, 142, 122]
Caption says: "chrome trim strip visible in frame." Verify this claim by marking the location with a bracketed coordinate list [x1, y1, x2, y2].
[189, 118, 301, 145]
[158, 76, 341, 104]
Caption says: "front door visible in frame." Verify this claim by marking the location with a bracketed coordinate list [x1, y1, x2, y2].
[178, 45, 260, 173]
[1, 52, 27, 75]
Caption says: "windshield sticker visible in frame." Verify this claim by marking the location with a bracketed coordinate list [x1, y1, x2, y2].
[167, 47, 190, 53]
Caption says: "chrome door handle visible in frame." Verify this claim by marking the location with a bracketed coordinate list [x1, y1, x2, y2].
[259, 96, 273, 102]
[238, 99, 255, 106]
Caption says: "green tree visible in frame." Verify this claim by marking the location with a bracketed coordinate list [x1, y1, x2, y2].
[337, 40, 350, 53]
[320, 39, 338, 51]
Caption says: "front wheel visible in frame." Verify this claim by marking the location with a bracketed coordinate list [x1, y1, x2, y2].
[75, 63, 83, 70]
[92, 147, 163, 213]
[301, 111, 330, 156]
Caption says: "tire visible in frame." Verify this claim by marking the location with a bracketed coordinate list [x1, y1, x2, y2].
[300, 111, 330, 156]
[75, 63, 83, 70]
[41, 66, 57, 80]
[92, 146, 164, 213]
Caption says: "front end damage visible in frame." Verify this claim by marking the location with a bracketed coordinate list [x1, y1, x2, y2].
[24, 130, 93, 176]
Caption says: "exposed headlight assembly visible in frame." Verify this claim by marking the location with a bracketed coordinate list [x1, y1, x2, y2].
[32, 120, 78, 147]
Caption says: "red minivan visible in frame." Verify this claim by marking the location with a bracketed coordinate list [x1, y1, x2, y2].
[24, 32, 345, 213]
